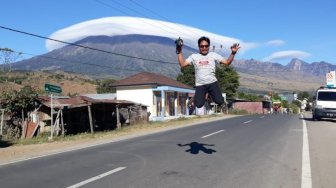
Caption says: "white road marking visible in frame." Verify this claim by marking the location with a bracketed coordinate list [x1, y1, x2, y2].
[243, 120, 253, 124]
[201, 130, 225, 138]
[260, 116, 265, 118]
[66, 167, 126, 188]
[301, 114, 312, 188]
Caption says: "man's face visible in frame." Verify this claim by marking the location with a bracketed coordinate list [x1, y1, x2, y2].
[199, 41, 209, 55]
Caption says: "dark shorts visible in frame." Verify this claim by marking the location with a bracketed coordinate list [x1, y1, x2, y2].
[194, 81, 224, 108]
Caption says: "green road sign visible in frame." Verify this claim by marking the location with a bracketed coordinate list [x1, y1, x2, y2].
[45, 83, 62, 93]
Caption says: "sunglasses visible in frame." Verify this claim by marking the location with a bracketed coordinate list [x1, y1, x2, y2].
[199, 45, 209, 48]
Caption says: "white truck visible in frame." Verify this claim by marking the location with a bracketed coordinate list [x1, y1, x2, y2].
[312, 86, 336, 120]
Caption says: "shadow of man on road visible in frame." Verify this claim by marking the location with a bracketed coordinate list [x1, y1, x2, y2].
[177, 142, 216, 155]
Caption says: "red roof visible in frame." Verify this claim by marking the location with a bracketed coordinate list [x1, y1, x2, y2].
[111, 72, 193, 89]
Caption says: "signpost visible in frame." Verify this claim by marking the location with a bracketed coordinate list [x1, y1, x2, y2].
[44, 83, 62, 140]
[45, 83, 62, 93]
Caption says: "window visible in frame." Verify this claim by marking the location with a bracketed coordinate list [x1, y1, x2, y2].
[317, 91, 336, 101]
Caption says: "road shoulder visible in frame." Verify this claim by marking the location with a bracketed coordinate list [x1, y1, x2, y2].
[0, 114, 238, 166]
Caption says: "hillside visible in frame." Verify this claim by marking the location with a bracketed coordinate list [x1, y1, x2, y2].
[238, 72, 324, 94]
[0, 71, 97, 95]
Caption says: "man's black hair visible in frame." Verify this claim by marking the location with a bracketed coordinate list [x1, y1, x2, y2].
[198, 36, 210, 46]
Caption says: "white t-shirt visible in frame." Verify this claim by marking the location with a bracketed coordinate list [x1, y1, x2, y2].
[186, 52, 225, 86]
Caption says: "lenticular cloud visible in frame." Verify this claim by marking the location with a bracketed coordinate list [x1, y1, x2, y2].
[262, 50, 311, 62]
[46, 16, 256, 53]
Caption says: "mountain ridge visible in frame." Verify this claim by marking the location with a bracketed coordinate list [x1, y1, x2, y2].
[11, 34, 332, 93]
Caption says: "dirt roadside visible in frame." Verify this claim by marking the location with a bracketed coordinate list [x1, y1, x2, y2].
[0, 115, 237, 166]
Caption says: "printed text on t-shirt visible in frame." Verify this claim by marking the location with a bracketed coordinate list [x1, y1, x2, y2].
[198, 60, 209, 65]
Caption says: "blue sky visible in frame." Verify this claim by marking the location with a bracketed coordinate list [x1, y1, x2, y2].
[1, 0, 335, 65]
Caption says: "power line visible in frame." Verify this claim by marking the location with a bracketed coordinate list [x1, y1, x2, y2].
[0, 25, 177, 65]
[2, 48, 331, 75]
[2, 49, 164, 74]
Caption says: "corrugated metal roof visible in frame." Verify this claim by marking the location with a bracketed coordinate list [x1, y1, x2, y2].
[82, 93, 116, 100]
[38, 95, 144, 109]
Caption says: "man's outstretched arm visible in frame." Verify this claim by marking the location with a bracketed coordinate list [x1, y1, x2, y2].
[220, 43, 240, 65]
[178, 53, 189, 68]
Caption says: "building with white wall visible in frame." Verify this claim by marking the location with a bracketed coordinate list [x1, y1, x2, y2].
[112, 72, 195, 121]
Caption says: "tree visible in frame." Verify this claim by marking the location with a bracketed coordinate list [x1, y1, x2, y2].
[215, 65, 239, 99]
[176, 65, 195, 87]
[96, 78, 116, 94]
[272, 93, 282, 101]
[0, 48, 22, 76]
[292, 100, 302, 109]
[281, 100, 289, 108]
[297, 91, 310, 100]
[238, 92, 262, 101]
[0, 86, 39, 139]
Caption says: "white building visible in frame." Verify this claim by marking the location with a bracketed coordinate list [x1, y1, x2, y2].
[112, 72, 195, 121]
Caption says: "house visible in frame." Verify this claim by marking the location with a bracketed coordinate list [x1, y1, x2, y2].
[111, 72, 195, 121]
[35, 95, 148, 135]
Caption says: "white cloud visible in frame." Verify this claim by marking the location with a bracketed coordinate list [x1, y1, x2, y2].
[266, 40, 285, 46]
[262, 50, 311, 62]
[46, 16, 258, 54]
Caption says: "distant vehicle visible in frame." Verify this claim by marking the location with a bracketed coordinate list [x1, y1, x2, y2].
[312, 86, 336, 120]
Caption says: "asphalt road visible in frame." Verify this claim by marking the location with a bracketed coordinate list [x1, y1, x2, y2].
[0, 113, 335, 188]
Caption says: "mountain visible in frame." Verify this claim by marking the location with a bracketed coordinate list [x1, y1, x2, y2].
[286, 58, 336, 76]
[11, 34, 332, 93]
[13, 34, 196, 79]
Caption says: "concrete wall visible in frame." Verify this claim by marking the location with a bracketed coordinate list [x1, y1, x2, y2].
[233, 102, 264, 114]
[116, 86, 153, 113]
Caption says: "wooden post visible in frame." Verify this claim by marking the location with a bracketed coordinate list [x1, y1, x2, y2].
[0, 109, 4, 135]
[54, 110, 61, 136]
[49, 94, 53, 140]
[116, 105, 121, 129]
[21, 120, 27, 139]
[87, 105, 94, 134]
[21, 109, 25, 139]
[61, 110, 65, 136]
[128, 107, 131, 125]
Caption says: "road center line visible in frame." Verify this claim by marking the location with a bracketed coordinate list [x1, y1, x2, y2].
[301, 114, 312, 188]
[201, 130, 225, 138]
[243, 120, 253, 124]
[66, 167, 126, 188]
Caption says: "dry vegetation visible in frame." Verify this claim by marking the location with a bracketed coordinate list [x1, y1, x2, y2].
[0, 70, 97, 95]
[238, 72, 324, 93]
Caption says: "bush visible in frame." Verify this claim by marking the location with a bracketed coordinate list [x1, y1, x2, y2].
[289, 103, 300, 114]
